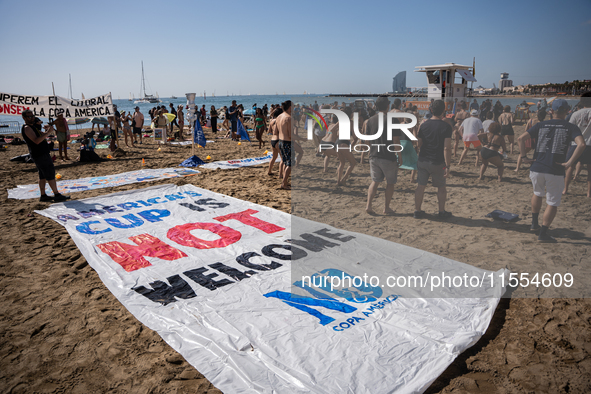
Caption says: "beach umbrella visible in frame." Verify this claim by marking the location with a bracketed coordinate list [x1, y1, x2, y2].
[164, 113, 176, 123]
[91, 117, 109, 125]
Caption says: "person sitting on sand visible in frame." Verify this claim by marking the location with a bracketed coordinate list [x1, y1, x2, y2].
[458, 109, 484, 166]
[366, 96, 401, 215]
[515, 108, 546, 172]
[479, 122, 507, 182]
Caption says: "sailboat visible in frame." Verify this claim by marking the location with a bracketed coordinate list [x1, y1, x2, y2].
[129, 93, 132, 101]
[134, 61, 161, 104]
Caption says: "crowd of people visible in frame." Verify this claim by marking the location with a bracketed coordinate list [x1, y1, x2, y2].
[20, 92, 590, 243]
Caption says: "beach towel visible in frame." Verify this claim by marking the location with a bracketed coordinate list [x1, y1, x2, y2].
[486, 210, 519, 222]
[399, 140, 418, 170]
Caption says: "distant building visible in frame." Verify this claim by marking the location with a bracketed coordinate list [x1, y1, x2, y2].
[392, 71, 406, 93]
[499, 72, 513, 90]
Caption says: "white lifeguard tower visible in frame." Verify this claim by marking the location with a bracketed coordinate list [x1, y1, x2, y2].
[415, 63, 476, 100]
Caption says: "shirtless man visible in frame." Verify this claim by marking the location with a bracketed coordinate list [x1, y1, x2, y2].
[276, 100, 292, 190]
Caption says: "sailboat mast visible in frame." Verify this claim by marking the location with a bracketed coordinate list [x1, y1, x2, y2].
[69, 74, 73, 100]
[142, 61, 147, 97]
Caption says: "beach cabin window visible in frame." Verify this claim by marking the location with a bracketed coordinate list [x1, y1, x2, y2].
[427, 71, 440, 84]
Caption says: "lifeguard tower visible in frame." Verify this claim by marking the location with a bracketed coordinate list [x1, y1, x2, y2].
[414, 63, 476, 100]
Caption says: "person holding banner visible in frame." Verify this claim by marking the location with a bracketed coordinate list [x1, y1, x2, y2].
[21, 110, 70, 202]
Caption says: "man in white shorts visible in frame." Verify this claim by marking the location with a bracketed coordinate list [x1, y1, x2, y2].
[517, 99, 585, 242]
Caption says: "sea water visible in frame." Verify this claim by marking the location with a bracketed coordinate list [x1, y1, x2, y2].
[0, 94, 581, 130]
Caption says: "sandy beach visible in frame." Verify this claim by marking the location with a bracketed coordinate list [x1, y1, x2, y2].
[1, 120, 590, 393]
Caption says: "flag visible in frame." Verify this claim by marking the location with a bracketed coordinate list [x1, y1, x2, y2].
[194, 119, 206, 147]
[237, 119, 251, 142]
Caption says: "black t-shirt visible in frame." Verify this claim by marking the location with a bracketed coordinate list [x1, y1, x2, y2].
[527, 119, 582, 176]
[417, 119, 452, 164]
[367, 112, 401, 161]
[22, 123, 50, 158]
[169, 107, 177, 115]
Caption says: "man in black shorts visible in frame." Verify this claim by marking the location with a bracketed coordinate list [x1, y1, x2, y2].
[21, 110, 70, 202]
[132, 106, 144, 144]
[276, 101, 292, 190]
[414, 100, 452, 219]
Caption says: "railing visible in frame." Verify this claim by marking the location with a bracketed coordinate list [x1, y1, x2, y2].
[0, 121, 21, 135]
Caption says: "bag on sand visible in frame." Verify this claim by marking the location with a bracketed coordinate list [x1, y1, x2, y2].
[486, 210, 519, 222]
[79, 149, 105, 162]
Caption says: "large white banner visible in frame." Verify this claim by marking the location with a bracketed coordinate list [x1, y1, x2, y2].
[37, 184, 506, 393]
[200, 152, 278, 170]
[0, 91, 113, 122]
[7, 168, 200, 199]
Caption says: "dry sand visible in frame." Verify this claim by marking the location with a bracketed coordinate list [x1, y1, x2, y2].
[1, 121, 590, 393]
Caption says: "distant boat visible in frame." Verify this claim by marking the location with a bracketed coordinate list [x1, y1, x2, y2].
[134, 61, 161, 104]
[129, 92, 132, 101]
[171, 95, 177, 99]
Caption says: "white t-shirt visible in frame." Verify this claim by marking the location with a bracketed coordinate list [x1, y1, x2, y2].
[569, 107, 591, 145]
[482, 119, 494, 133]
[461, 117, 483, 141]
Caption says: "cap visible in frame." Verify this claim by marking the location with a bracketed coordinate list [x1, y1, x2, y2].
[552, 99, 570, 112]
[470, 109, 478, 116]
[135, 106, 139, 109]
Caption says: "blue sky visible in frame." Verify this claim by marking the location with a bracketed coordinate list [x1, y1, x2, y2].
[1, 0, 590, 98]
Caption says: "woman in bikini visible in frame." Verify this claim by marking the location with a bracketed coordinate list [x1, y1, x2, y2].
[120, 111, 134, 147]
[254, 108, 267, 148]
[479, 122, 507, 182]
